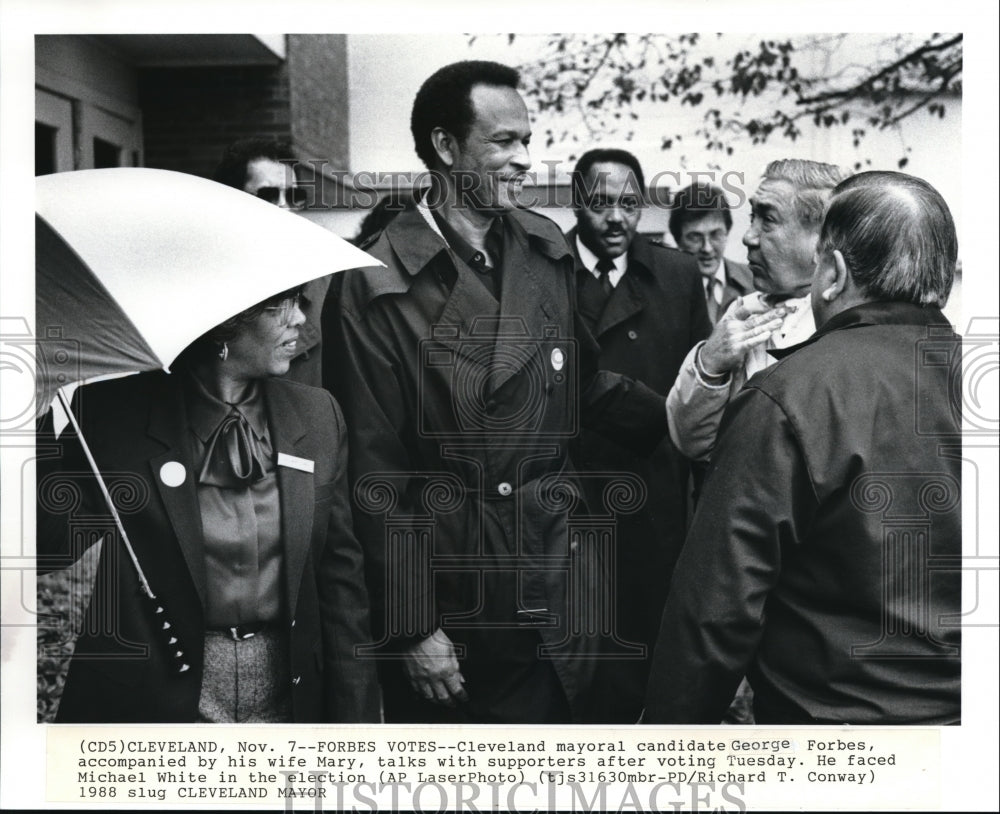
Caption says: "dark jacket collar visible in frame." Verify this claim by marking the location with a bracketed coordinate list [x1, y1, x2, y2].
[565, 227, 655, 280]
[771, 300, 952, 360]
[144, 372, 312, 613]
[356, 201, 571, 309]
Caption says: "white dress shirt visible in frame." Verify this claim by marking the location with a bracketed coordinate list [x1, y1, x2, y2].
[576, 236, 628, 287]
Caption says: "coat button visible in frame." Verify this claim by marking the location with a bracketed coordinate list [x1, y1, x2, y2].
[290, 619, 296, 628]
[627, 329, 638, 340]
[292, 676, 301, 686]
[497, 482, 513, 497]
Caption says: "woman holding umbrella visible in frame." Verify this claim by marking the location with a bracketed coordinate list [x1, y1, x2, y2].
[35, 167, 383, 723]
[37, 283, 380, 723]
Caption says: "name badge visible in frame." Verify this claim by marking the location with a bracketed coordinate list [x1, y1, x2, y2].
[277, 452, 315, 473]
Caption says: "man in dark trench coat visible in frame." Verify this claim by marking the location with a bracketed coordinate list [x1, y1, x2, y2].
[324, 60, 670, 723]
[566, 148, 712, 722]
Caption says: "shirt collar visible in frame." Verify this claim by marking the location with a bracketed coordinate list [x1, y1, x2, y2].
[768, 293, 815, 349]
[185, 371, 267, 444]
[711, 260, 727, 286]
[423, 197, 504, 267]
[770, 300, 951, 360]
[575, 235, 628, 283]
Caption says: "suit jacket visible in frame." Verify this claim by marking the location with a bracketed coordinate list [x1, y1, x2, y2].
[717, 258, 754, 320]
[324, 203, 669, 722]
[37, 371, 379, 723]
[646, 302, 961, 724]
[568, 230, 712, 721]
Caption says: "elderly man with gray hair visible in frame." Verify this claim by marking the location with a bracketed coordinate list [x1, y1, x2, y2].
[645, 170, 962, 724]
[667, 159, 848, 462]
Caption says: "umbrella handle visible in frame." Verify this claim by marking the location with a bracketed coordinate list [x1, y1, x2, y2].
[141, 592, 192, 676]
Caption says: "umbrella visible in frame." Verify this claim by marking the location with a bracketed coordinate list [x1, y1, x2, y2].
[36, 167, 382, 674]
[36, 167, 379, 408]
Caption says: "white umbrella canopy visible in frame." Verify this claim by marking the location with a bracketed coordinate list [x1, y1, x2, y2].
[35, 167, 380, 408]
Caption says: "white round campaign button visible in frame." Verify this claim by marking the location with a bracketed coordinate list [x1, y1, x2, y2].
[550, 347, 565, 372]
[159, 461, 186, 488]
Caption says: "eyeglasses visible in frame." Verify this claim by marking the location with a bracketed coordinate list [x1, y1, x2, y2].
[261, 293, 303, 324]
[255, 186, 308, 210]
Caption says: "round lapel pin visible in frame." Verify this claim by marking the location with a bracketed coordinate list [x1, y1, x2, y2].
[159, 461, 186, 488]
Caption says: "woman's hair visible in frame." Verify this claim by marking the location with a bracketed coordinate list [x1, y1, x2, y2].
[173, 284, 304, 368]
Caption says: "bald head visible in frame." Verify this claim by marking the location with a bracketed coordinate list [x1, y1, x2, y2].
[818, 171, 957, 307]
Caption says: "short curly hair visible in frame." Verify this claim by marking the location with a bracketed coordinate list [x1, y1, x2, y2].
[212, 137, 297, 190]
[761, 159, 849, 228]
[668, 184, 733, 245]
[571, 148, 646, 206]
[410, 61, 520, 170]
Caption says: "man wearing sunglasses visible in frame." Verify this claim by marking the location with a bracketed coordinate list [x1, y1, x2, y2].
[213, 138, 327, 387]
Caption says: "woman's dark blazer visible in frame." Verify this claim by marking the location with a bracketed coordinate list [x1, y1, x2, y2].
[37, 371, 380, 723]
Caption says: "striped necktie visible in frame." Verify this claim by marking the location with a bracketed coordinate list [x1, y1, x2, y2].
[704, 276, 721, 322]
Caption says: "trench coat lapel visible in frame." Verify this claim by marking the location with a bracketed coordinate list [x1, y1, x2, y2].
[146, 377, 208, 607]
[264, 379, 313, 618]
[566, 228, 644, 341]
[490, 218, 560, 392]
[433, 249, 501, 371]
[388, 205, 501, 374]
[594, 261, 645, 338]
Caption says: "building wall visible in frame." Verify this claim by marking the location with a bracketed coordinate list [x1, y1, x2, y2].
[138, 61, 292, 179]
[287, 34, 349, 172]
[36, 35, 143, 172]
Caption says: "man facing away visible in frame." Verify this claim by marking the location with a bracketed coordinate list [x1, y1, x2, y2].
[666, 159, 848, 463]
[213, 137, 329, 387]
[645, 170, 962, 725]
[325, 61, 672, 723]
[669, 182, 754, 324]
[566, 148, 711, 722]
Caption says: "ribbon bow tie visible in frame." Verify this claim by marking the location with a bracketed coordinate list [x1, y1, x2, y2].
[198, 409, 267, 488]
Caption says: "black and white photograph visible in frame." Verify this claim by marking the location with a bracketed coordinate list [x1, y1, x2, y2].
[1, 2, 997, 811]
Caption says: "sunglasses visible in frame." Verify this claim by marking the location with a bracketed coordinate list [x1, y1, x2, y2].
[254, 186, 308, 210]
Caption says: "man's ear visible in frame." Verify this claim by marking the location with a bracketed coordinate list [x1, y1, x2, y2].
[820, 249, 850, 302]
[430, 128, 455, 169]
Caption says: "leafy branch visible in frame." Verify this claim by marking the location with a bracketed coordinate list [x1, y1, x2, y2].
[501, 33, 962, 169]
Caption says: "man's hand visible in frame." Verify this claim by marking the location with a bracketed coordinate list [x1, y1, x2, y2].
[403, 628, 468, 706]
[698, 297, 788, 377]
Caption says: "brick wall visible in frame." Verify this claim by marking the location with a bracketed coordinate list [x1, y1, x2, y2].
[286, 34, 349, 174]
[139, 61, 292, 179]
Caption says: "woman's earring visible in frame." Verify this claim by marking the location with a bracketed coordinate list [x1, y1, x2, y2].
[218, 342, 229, 361]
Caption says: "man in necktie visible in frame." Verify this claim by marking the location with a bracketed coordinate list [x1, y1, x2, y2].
[666, 159, 849, 465]
[669, 183, 754, 325]
[565, 148, 712, 722]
